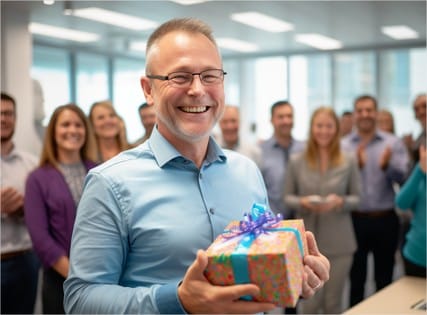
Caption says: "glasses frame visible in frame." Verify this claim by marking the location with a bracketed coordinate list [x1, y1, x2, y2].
[147, 69, 227, 87]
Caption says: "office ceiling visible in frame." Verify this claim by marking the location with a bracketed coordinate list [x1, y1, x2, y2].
[3, 0, 426, 58]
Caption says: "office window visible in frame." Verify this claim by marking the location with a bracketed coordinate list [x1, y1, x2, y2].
[379, 47, 426, 137]
[253, 57, 287, 140]
[333, 51, 376, 115]
[32, 46, 71, 125]
[289, 54, 332, 140]
[223, 60, 240, 106]
[75, 53, 109, 113]
[113, 58, 145, 143]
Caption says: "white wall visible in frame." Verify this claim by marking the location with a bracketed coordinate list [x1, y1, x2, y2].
[1, 5, 42, 156]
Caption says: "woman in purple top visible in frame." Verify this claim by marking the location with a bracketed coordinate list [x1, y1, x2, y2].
[24, 104, 97, 314]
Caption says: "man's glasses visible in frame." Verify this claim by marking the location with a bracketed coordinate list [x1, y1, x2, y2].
[147, 69, 226, 87]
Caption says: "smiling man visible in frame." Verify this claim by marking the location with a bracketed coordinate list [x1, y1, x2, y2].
[1, 92, 40, 314]
[64, 18, 330, 314]
[341, 95, 409, 307]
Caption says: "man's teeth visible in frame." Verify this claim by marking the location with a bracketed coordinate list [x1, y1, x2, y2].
[181, 106, 207, 113]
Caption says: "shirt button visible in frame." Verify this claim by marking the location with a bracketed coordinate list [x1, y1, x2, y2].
[199, 173, 203, 179]
[209, 208, 215, 215]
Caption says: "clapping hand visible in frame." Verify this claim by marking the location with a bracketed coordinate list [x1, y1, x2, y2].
[1, 187, 24, 215]
[419, 145, 426, 173]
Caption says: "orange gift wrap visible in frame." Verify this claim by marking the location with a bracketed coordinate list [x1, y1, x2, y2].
[204, 203, 308, 307]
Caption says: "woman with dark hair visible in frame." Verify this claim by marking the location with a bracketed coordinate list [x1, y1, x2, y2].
[24, 104, 97, 314]
[284, 106, 361, 314]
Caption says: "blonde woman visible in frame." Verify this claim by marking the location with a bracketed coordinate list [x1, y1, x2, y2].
[89, 100, 130, 162]
[24, 104, 97, 314]
[284, 106, 361, 314]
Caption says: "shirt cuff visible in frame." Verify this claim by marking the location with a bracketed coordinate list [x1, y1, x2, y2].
[155, 281, 187, 314]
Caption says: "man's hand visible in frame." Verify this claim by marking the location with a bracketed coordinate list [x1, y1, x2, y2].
[178, 250, 276, 314]
[1, 187, 24, 215]
[301, 231, 330, 299]
[379, 146, 392, 170]
[419, 145, 426, 173]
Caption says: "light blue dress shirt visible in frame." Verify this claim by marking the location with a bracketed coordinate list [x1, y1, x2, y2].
[64, 127, 268, 314]
[259, 137, 305, 218]
[341, 130, 408, 211]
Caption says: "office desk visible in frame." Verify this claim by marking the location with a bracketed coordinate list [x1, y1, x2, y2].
[344, 276, 426, 314]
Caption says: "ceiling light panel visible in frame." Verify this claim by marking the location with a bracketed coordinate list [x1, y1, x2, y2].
[295, 33, 342, 50]
[70, 7, 158, 30]
[231, 12, 294, 33]
[169, 0, 211, 4]
[216, 38, 259, 53]
[381, 25, 419, 40]
[29, 23, 99, 42]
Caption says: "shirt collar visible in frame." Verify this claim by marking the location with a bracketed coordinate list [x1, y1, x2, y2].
[269, 136, 294, 149]
[1, 144, 19, 161]
[348, 129, 385, 143]
[149, 126, 226, 168]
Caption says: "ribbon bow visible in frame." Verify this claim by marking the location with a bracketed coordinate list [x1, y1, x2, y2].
[223, 203, 283, 239]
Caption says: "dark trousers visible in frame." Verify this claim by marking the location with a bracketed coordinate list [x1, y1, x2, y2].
[1, 251, 40, 314]
[42, 268, 66, 314]
[349, 211, 399, 306]
[403, 255, 426, 278]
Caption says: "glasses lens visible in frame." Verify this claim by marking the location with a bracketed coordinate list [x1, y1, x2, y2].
[201, 69, 223, 84]
[169, 72, 192, 85]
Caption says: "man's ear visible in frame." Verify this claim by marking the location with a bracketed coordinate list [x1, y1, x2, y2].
[140, 76, 154, 106]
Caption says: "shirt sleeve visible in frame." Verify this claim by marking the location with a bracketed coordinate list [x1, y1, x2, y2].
[384, 137, 409, 185]
[24, 170, 66, 268]
[63, 171, 185, 314]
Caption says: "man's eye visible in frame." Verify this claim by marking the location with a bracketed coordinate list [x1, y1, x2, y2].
[171, 74, 190, 82]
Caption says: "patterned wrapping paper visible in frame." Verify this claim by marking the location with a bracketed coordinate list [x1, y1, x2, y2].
[204, 219, 308, 307]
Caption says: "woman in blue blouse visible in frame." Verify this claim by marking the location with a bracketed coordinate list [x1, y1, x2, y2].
[395, 145, 426, 277]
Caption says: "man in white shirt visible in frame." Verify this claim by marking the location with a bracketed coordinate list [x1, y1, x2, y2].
[1, 92, 40, 314]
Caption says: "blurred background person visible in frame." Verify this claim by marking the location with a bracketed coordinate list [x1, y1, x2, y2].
[342, 95, 409, 307]
[259, 100, 305, 315]
[217, 105, 261, 165]
[259, 100, 305, 219]
[89, 100, 130, 162]
[1, 92, 40, 314]
[340, 111, 353, 137]
[403, 94, 426, 167]
[395, 145, 426, 278]
[24, 104, 97, 314]
[132, 102, 156, 147]
[377, 109, 395, 134]
[284, 107, 361, 314]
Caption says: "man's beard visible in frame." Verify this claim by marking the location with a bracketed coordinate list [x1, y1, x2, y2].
[1, 131, 14, 143]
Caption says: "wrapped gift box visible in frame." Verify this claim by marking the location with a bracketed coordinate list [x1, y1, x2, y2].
[204, 203, 308, 307]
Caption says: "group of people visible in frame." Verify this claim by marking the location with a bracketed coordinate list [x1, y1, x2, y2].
[1, 17, 425, 315]
[216, 94, 426, 314]
[1, 95, 155, 313]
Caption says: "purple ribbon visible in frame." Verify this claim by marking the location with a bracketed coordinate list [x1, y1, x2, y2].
[223, 203, 283, 239]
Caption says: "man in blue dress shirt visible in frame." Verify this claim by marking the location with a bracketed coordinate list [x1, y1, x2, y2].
[342, 95, 409, 306]
[64, 18, 330, 314]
